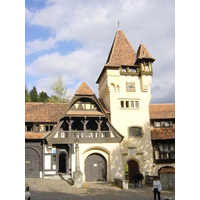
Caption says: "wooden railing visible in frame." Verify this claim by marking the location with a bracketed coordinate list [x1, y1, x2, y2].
[60, 130, 110, 139]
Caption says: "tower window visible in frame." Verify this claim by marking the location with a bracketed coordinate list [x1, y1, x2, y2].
[120, 100, 140, 109]
[130, 101, 134, 108]
[126, 101, 129, 108]
[135, 101, 139, 108]
[121, 67, 127, 72]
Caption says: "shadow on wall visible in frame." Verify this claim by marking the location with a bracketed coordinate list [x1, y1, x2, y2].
[120, 121, 154, 179]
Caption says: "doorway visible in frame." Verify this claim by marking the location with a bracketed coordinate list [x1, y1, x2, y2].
[59, 152, 67, 173]
[126, 159, 139, 183]
[85, 153, 107, 182]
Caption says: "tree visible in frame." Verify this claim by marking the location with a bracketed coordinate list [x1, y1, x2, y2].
[47, 95, 59, 103]
[30, 86, 39, 102]
[39, 91, 49, 102]
[25, 85, 31, 102]
[50, 75, 70, 102]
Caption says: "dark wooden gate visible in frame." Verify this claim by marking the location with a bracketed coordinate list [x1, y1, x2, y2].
[85, 153, 107, 182]
[25, 148, 40, 178]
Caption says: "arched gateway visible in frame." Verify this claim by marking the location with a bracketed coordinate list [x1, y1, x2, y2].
[126, 159, 140, 183]
[85, 153, 107, 182]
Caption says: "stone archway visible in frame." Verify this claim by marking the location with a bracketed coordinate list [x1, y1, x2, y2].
[85, 153, 107, 182]
[158, 166, 175, 190]
[126, 159, 140, 183]
[25, 148, 40, 178]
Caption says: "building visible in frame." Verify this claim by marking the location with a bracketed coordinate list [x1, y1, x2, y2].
[25, 28, 175, 185]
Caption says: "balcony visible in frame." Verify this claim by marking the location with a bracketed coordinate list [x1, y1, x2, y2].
[60, 130, 110, 139]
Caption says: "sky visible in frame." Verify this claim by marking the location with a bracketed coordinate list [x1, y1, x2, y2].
[25, 0, 175, 104]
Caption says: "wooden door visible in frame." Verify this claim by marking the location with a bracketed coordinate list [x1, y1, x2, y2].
[85, 153, 107, 182]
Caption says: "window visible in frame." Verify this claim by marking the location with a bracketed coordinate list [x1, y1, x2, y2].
[170, 143, 175, 151]
[122, 67, 127, 72]
[120, 100, 140, 109]
[155, 122, 160, 127]
[165, 122, 170, 127]
[130, 101, 134, 108]
[129, 127, 142, 137]
[135, 101, 139, 108]
[129, 67, 137, 73]
[27, 125, 33, 131]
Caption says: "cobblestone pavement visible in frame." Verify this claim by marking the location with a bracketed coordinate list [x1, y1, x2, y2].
[25, 178, 175, 200]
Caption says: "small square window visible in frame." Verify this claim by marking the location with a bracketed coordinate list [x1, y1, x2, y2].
[121, 101, 124, 108]
[126, 101, 129, 108]
[156, 122, 160, 127]
[27, 125, 33, 131]
[165, 122, 169, 127]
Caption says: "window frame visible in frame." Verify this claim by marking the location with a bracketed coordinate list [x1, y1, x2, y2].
[128, 126, 144, 138]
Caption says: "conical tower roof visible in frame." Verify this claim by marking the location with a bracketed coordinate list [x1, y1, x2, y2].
[136, 43, 155, 62]
[75, 82, 94, 96]
[106, 29, 137, 67]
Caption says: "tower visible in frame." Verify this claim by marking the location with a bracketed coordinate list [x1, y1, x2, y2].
[96, 28, 155, 177]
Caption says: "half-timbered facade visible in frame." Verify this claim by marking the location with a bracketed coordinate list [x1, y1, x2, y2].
[25, 27, 175, 184]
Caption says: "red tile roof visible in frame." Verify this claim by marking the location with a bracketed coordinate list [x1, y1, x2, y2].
[106, 29, 137, 67]
[75, 82, 94, 96]
[25, 132, 45, 139]
[151, 126, 175, 140]
[136, 43, 155, 61]
[149, 104, 175, 119]
[25, 102, 68, 122]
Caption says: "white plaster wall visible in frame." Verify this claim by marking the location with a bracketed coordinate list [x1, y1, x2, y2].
[99, 68, 154, 176]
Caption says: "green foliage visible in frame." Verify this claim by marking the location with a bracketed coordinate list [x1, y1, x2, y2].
[47, 95, 60, 103]
[39, 91, 49, 102]
[30, 86, 38, 102]
[25, 85, 31, 102]
[125, 162, 129, 175]
[25, 76, 71, 103]
[50, 75, 70, 102]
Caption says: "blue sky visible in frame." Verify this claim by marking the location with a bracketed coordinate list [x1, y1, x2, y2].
[25, 0, 175, 103]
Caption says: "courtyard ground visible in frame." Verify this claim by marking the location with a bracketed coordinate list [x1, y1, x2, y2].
[25, 178, 175, 200]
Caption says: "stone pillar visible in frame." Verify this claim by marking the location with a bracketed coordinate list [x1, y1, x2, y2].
[73, 140, 83, 188]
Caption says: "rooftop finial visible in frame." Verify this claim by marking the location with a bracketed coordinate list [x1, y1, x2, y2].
[118, 20, 121, 30]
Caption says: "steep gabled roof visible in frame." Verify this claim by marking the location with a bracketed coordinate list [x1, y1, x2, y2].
[106, 29, 137, 67]
[75, 82, 94, 96]
[136, 43, 155, 62]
